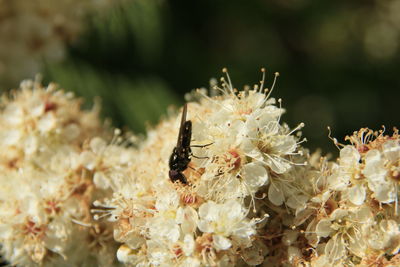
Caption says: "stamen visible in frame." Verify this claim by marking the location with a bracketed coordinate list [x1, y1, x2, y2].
[259, 67, 266, 93]
[288, 123, 305, 136]
[196, 88, 234, 112]
[327, 126, 342, 150]
[265, 72, 279, 100]
[222, 67, 235, 95]
[71, 219, 92, 227]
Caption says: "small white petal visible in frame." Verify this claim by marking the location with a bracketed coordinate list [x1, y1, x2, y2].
[241, 242, 266, 265]
[339, 146, 360, 166]
[3, 103, 23, 124]
[242, 162, 269, 188]
[79, 151, 96, 170]
[179, 207, 198, 234]
[330, 209, 348, 220]
[268, 183, 284, 206]
[224, 200, 243, 220]
[90, 137, 107, 154]
[282, 230, 299, 246]
[198, 201, 219, 221]
[183, 234, 195, 256]
[348, 185, 366, 205]
[266, 156, 292, 174]
[363, 150, 386, 179]
[63, 123, 80, 141]
[37, 113, 56, 132]
[353, 206, 372, 223]
[325, 235, 346, 263]
[93, 172, 110, 189]
[197, 220, 213, 233]
[23, 135, 38, 155]
[242, 139, 263, 161]
[117, 245, 137, 263]
[327, 172, 349, 191]
[287, 246, 302, 264]
[286, 194, 308, 210]
[316, 219, 332, 237]
[382, 140, 400, 162]
[213, 235, 232, 250]
[1, 130, 22, 145]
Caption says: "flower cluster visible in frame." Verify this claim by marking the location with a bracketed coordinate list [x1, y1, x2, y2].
[0, 79, 121, 266]
[1, 71, 399, 267]
[304, 129, 400, 266]
[0, 79, 104, 169]
[93, 69, 309, 266]
[287, 128, 400, 266]
[0, 0, 117, 87]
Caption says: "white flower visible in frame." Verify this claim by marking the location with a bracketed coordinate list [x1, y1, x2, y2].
[117, 244, 147, 265]
[383, 139, 400, 162]
[363, 149, 396, 203]
[92, 70, 305, 266]
[0, 79, 105, 171]
[198, 200, 256, 250]
[148, 218, 181, 243]
[364, 219, 400, 254]
[0, 80, 118, 266]
[314, 206, 373, 263]
[176, 206, 199, 235]
[182, 234, 196, 256]
[327, 146, 359, 191]
[241, 162, 269, 190]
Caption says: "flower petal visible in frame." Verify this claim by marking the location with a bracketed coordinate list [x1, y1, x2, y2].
[213, 235, 232, 250]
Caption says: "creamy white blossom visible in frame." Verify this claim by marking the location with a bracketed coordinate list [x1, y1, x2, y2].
[0, 80, 119, 266]
[2, 74, 400, 267]
[92, 70, 305, 266]
[295, 128, 400, 266]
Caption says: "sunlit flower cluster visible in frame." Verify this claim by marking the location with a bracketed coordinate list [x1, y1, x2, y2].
[0, 0, 117, 87]
[289, 128, 400, 266]
[0, 79, 104, 170]
[1, 72, 399, 267]
[0, 79, 121, 266]
[93, 69, 310, 266]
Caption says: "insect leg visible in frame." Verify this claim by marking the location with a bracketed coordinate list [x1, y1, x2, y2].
[188, 165, 205, 176]
[191, 154, 210, 159]
[190, 142, 214, 148]
[177, 172, 188, 184]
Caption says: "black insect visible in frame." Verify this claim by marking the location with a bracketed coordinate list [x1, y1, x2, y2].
[169, 103, 192, 184]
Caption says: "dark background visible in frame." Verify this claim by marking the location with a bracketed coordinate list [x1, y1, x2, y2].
[10, 0, 400, 152]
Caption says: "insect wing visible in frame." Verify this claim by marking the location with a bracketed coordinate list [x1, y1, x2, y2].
[181, 121, 192, 149]
[176, 103, 188, 147]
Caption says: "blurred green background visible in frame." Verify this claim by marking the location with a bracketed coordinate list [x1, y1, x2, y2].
[4, 0, 400, 152]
